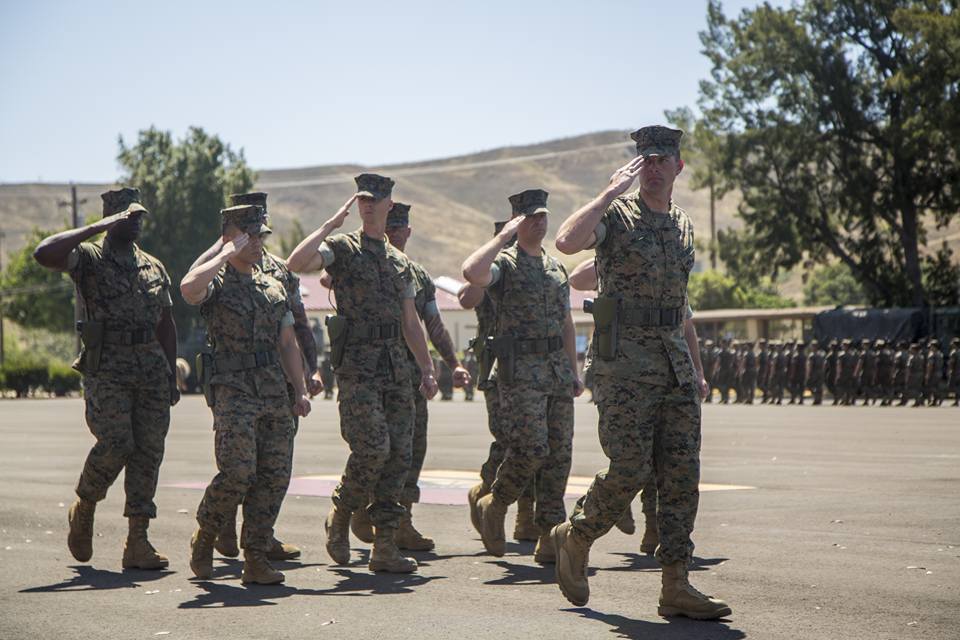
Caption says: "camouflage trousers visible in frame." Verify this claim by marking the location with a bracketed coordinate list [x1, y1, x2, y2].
[491, 384, 574, 532]
[479, 387, 533, 499]
[196, 385, 294, 551]
[571, 376, 701, 567]
[333, 375, 414, 530]
[76, 375, 171, 518]
[401, 383, 429, 504]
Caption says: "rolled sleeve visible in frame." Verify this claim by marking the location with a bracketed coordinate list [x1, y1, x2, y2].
[280, 310, 295, 328]
[317, 241, 336, 268]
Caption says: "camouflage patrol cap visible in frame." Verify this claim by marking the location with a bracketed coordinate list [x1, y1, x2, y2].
[386, 202, 411, 228]
[221, 204, 271, 235]
[101, 187, 147, 217]
[354, 173, 394, 200]
[230, 192, 268, 212]
[508, 189, 550, 216]
[494, 220, 508, 236]
[630, 125, 683, 158]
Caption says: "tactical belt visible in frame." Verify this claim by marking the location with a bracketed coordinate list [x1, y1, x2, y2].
[621, 306, 684, 328]
[213, 350, 278, 373]
[514, 335, 564, 355]
[103, 328, 157, 345]
[349, 321, 401, 341]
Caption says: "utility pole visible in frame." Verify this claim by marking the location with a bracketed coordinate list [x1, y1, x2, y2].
[58, 183, 87, 355]
[0, 230, 5, 366]
[709, 171, 717, 271]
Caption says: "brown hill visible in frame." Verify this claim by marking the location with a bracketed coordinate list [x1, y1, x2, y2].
[0, 130, 742, 278]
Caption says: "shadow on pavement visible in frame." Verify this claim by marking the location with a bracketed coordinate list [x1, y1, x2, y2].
[20, 565, 174, 593]
[179, 568, 446, 608]
[483, 559, 554, 586]
[602, 554, 728, 573]
[563, 607, 745, 640]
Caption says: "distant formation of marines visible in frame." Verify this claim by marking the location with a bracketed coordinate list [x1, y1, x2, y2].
[700, 337, 960, 407]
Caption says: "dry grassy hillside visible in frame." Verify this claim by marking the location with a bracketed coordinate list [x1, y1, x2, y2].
[0, 130, 741, 278]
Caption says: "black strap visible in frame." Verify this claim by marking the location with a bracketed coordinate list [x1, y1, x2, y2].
[620, 306, 683, 328]
[513, 335, 564, 355]
[213, 350, 278, 373]
[349, 321, 401, 341]
[102, 327, 156, 345]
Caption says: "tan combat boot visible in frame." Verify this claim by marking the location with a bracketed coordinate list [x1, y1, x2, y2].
[658, 562, 732, 620]
[477, 493, 508, 556]
[67, 498, 96, 562]
[640, 515, 658, 554]
[533, 531, 556, 564]
[467, 482, 489, 535]
[266, 537, 301, 561]
[350, 506, 375, 544]
[214, 508, 239, 558]
[241, 548, 285, 585]
[513, 496, 539, 542]
[189, 527, 217, 579]
[395, 502, 434, 551]
[369, 528, 418, 573]
[122, 516, 169, 570]
[614, 504, 636, 535]
[551, 522, 591, 606]
[324, 505, 352, 565]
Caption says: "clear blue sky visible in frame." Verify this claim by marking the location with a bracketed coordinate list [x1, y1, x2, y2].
[0, 0, 772, 183]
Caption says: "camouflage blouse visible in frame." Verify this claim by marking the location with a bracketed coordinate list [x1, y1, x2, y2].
[68, 238, 172, 381]
[591, 192, 696, 387]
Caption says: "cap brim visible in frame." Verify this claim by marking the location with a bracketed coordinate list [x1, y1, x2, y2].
[521, 207, 550, 216]
[246, 224, 271, 235]
[638, 146, 675, 158]
[125, 203, 148, 215]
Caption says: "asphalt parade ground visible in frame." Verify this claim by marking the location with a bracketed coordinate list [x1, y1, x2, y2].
[0, 395, 957, 640]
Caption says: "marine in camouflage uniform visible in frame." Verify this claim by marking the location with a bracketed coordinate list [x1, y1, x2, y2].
[463, 189, 580, 564]
[33, 188, 178, 570]
[700, 339, 716, 403]
[858, 340, 878, 405]
[286, 174, 438, 573]
[788, 342, 806, 405]
[204, 191, 320, 563]
[825, 340, 840, 402]
[183, 204, 311, 585]
[924, 340, 944, 407]
[350, 202, 469, 551]
[875, 340, 894, 406]
[462, 222, 540, 544]
[806, 340, 826, 405]
[903, 343, 926, 407]
[550, 126, 729, 619]
[740, 341, 757, 404]
[835, 340, 859, 405]
[756, 339, 770, 403]
[717, 339, 736, 404]
[948, 338, 960, 406]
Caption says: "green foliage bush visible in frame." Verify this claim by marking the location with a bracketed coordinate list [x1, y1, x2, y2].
[47, 362, 81, 396]
[1, 356, 50, 398]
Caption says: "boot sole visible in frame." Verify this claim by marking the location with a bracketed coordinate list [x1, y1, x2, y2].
[122, 559, 169, 570]
[658, 605, 732, 620]
[68, 542, 92, 563]
[551, 526, 588, 607]
[189, 562, 212, 580]
[325, 543, 350, 565]
[397, 541, 435, 551]
[369, 561, 416, 573]
[266, 550, 301, 561]
[351, 519, 375, 544]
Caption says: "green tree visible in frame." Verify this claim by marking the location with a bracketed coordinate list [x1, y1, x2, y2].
[117, 127, 255, 333]
[0, 228, 74, 332]
[922, 242, 960, 306]
[803, 262, 869, 306]
[697, 0, 960, 307]
[688, 270, 795, 311]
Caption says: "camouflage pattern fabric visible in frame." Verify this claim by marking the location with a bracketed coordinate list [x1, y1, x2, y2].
[68, 238, 173, 518]
[905, 350, 926, 401]
[194, 263, 296, 551]
[571, 193, 701, 567]
[836, 347, 859, 404]
[630, 125, 683, 157]
[262, 250, 318, 374]
[196, 385, 294, 550]
[401, 260, 437, 505]
[589, 195, 695, 388]
[948, 345, 960, 403]
[876, 345, 895, 402]
[486, 244, 575, 529]
[741, 347, 757, 404]
[571, 378, 701, 566]
[807, 347, 826, 404]
[324, 231, 415, 529]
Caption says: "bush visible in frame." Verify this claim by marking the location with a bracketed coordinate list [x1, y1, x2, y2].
[1, 357, 50, 398]
[47, 362, 81, 397]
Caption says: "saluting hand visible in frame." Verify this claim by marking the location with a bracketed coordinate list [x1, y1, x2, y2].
[607, 155, 646, 198]
[221, 233, 250, 258]
[498, 215, 524, 241]
[330, 194, 357, 229]
[96, 210, 138, 231]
